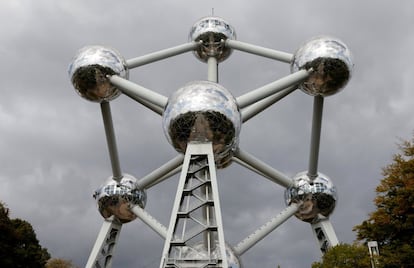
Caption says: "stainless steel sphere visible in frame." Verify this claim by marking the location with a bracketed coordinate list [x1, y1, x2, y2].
[285, 171, 337, 223]
[291, 36, 353, 96]
[93, 174, 146, 223]
[189, 16, 236, 62]
[162, 81, 241, 168]
[181, 241, 242, 268]
[68, 45, 128, 102]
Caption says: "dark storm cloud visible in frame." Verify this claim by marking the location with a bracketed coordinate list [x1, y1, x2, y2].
[0, 1, 413, 267]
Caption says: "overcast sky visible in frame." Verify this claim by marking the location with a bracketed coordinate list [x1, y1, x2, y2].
[1, 0, 413, 267]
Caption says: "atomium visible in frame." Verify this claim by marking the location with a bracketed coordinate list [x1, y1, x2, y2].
[291, 36, 353, 96]
[189, 16, 236, 62]
[284, 171, 337, 223]
[162, 80, 241, 168]
[68, 15, 354, 268]
[93, 174, 147, 223]
[68, 45, 129, 102]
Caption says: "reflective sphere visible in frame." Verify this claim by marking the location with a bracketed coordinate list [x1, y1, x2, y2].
[162, 81, 241, 168]
[285, 171, 337, 223]
[189, 16, 236, 62]
[291, 36, 353, 96]
[93, 174, 146, 223]
[181, 241, 242, 268]
[68, 45, 128, 102]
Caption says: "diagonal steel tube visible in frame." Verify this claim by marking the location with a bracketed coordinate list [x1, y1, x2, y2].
[109, 75, 168, 111]
[241, 85, 297, 122]
[225, 39, 293, 63]
[144, 166, 182, 189]
[101, 101, 123, 182]
[130, 205, 168, 239]
[234, 148, 293, 188]
[236, 69, 310, 109]
[137, 154, 184, 189]
[232, 156, 271, 181]
[307, 95, 324, 180]
[233, 202, 300, 256]
[128, 96, 164, 116]
[126, 42, 201, 69]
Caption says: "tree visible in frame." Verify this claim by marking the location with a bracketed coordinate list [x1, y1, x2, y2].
[0, 202, 50, 268]
[353, 136, 414, 267]
[311, 243, 371, 268]
[46, 258, 78, 268]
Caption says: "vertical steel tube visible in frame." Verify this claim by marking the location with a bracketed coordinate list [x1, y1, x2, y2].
[100, 101, 123, 182]
[205, 56, 218, 251]
[207, 57, 218, 82]
[307, 95, 324, 180]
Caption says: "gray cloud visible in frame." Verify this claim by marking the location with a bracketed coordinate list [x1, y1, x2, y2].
[0, 0, 413, 267]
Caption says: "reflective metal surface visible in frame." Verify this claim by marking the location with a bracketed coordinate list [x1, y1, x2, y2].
[181, 241, 242, 268]
[162, 81, 241, 168]
[189, 16, 236, 62]
[291, 36, 353, 96]
[94, 174, 147, 223]
[285, 171, 337, 223]
[68, 45, 129, 102]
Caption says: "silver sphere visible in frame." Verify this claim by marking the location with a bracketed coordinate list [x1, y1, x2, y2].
[285, 171, 337, 223]
[68, 45, 128, 102]
[93, 174, 146, 223]
[162, 81, 241, 168]
[291, 36, 353, 96]
[189, 16, 236, 62]
[181, 241, 242, 268]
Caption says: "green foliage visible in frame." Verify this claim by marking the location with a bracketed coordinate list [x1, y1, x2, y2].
[46, 258, 78, 268]
[0, 202, 50, 268]
[353, 136, 414, 267]
[311, 243, 371, 268]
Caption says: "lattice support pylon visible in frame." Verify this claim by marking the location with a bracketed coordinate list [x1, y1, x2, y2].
[85, 218, 122, 268]
[160, 142, 228, 268]
[311, 218, 339, 254]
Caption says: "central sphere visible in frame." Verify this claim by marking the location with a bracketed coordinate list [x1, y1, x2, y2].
[93, 174, 147, 224]
[162, 81, 241, 168]
[285, 171, 337, 223]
